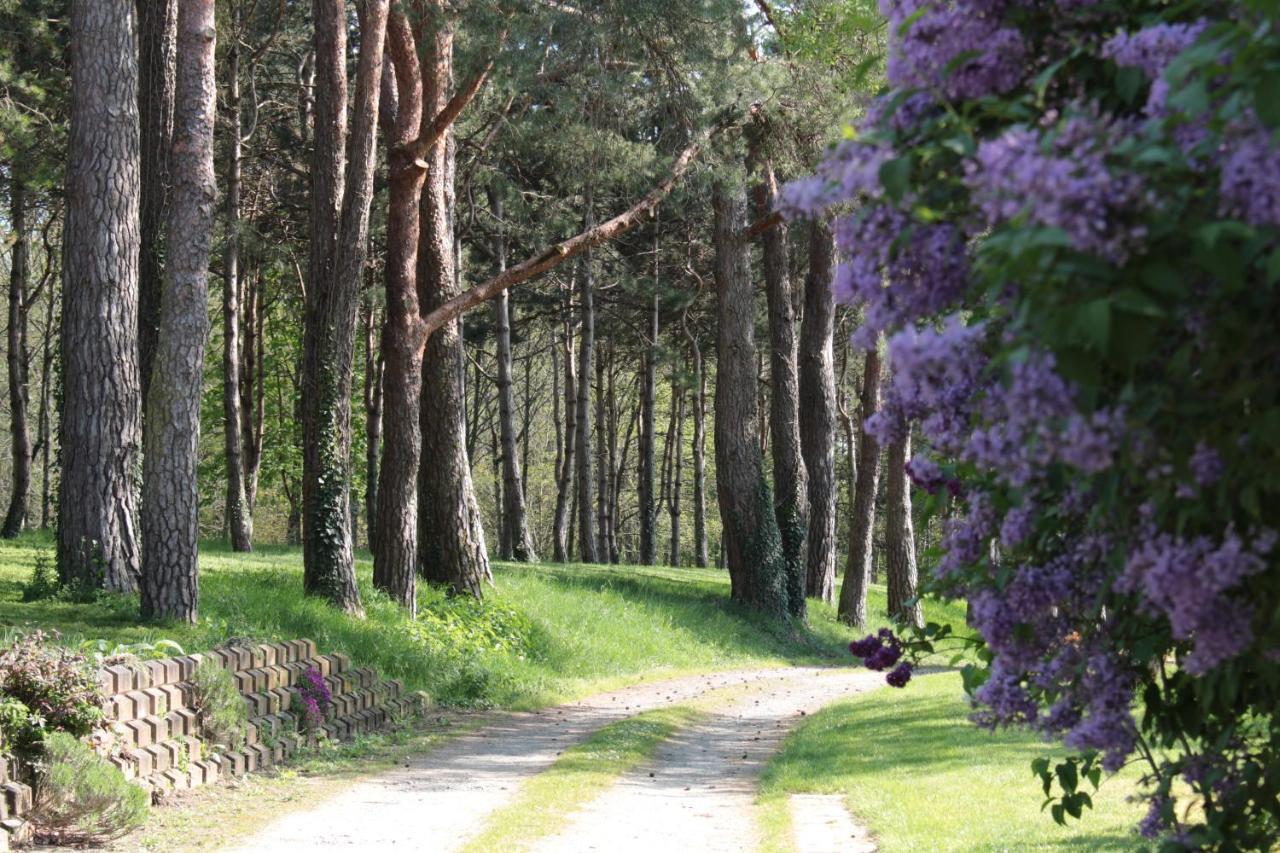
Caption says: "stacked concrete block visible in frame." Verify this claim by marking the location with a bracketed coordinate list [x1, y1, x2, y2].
[95, 639, 429, 798]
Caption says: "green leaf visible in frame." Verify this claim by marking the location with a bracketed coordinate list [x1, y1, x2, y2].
[879, 156, 912, 203]
[1075, 298, 1112, 352]
[1051, 803, 1066, 826]
[1056, 760, 1078, 794]
[1255, 71, 1280, 129]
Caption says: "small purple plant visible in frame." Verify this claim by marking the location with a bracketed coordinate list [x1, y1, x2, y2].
[298, 665, 332, 730]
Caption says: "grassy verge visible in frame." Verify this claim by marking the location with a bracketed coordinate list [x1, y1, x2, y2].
[758, 672, 1148, 852]
[461, 705, 704, 852]
[0, 532, 967, 709]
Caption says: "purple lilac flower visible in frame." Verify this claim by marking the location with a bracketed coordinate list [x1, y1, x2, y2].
[966, 114, 1148, 263]
[1103, 21, 1208, 81]
[999, 503, 1035, 548]
[849, 634, 882, 658]
[1120, 528, 1273, 673]
[881, 0, 1028, 101]
[905, 453, 946, 493]
[1218, 123, 1280, 228]
[1189, 441, 1224, 486]
[876, 317, 987, 451]
[779, 140, 892, 218]
[1062, 654, 1137, 772]
[1139, 796, 1171, 840]
[886, 662, 913, 688]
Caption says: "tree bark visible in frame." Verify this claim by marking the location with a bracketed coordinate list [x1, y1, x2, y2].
[712, 183, 787, 618]
[490, 184, 537, 561]
[837, 347, 882, 627]
[37, 278, 56, 530]
[140, 0, 216, 623]
[363, 293, 382, 552]
[574, 197, 598, 563]
[594, 336, 611, 561]
[757, 166, 807, 620]
[3, 178, 31, 538]
[301, 0, 387, 614]
[137, 0, 176, 406]
[667, 369, 685, 567]
[417, 7, 490, 596]
[552, 288, 577, 562]
[59, 0, 143, 593]
[684, 321, 709, 568]
[799, 221, 837, 603]
[638, 288, 658, 565]
[222, 25, 253, 552]
[885, 433, 924, 627]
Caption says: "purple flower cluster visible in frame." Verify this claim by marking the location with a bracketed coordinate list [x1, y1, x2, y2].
[1217, 123, 1280, 228]
[298, 665, 333, 730]
[834, 209, 971, 347]
[1189, 441, 1224, 487]
[966, 114, 1149, 262]
[881, 0, 1027, 101]
[873, 317, 987, 449]
[1120, 528, 1276, 673]
[779, 140, 891, 218]
[1103, 21, 1208, 81]
[849, 629, 914, 687]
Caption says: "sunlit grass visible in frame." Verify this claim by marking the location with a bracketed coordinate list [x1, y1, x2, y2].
[758, 671, 1149, 852]
[0, 532, 968, 709]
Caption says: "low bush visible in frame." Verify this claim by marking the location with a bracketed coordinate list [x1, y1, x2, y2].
[0, 632, 104, 755]
[31, 731, 149, 843]
[20, 552, 59, 602]
[188, 659, 246, 751]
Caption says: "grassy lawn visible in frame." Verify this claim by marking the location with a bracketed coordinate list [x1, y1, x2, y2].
[758, 671, 1149, 852]
[0, 532, 967, 709]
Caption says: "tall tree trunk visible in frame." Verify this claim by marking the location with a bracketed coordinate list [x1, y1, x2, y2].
[638, 288, 658, 565]
[837, 348, 882, 627]
[222, 29, 253, 552]
[667, 369, 684, 567]
[301, 0, 387, 614]
[757, 167, 807, 620]
[552, 289, 577, 563]
[363, 293, 382, 554]
[3, 178, 31, 538]
[712, 183, 787, 618]
[605, 345, 621, 562]
[372, 8, 425, 610]
[575, 197, 598, 563]
[37, 282, 56, 530]
[799, 221, 837, 603]
[141, 0, 216, 622]
[59, 0, 143, 592]
[417, 9, 489, 596]
[242, 271, 265, 515]
[137, 0, 175, 405]
[685, 322, 709, 568]
[490, 184, 536, 561]
[885, 433, 924, 628]
[594, 336, 610, 561]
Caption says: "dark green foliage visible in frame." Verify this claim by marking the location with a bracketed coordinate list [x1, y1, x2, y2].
[31, 731, 149, 842]
[20, 552, 59, 601]
[0, 631, 104, 755]
[189, 659, 246, 751]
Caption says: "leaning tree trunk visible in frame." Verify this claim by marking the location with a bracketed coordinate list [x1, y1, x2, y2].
[3, 178, 31, 538]
[712, 183, 787, 619]
[222, 31, 253, 552]
[489, 185, 537, 561]
[799, 221, 837, 603]
[757, 167, 807, 620]
[417, 12, 489, 596]
[59, 0, 144, 593]
[575, 199, 599, 563]
[638, 289, 658, 565]
[372, 8, 426, 610]
[301, 0, 387, 614]
[137, 0, 175, 406]
[140, 0, 217, 623]
[885, 433, 925, 628]
[837, 347, 882, 627]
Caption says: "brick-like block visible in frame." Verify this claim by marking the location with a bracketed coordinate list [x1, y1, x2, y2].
[129, 747, 153, 779]
[225, 750, 246, 777]
[161, 768, 188, 790]
[124, 719, 152, 749]
[159, 683, 184, 712]
[105, 664, 135, 694]
[143, 687, 168, 717]
[143, 743, 169, 774]
[144, 660, 167, 688]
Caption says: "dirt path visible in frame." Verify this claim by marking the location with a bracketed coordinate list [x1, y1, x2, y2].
[229, 666, 878, 852]
[530, 668, 882, 852]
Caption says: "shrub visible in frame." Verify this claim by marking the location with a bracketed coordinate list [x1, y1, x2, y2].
[31, 731, 149, 842]
[0, 632, 104, 755]
[297, 666, 331, 730]
[20, 552, 59, 601]
[188, 659, 246, 751]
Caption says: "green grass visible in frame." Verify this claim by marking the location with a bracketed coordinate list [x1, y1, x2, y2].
[0, 532, 967, 710]
[758, 671, 1149, 852]
[461, 705, 704, 852]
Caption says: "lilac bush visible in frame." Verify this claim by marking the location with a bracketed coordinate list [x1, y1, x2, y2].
[789, 0, 1280, 847]
[297, 666, 332, 731]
